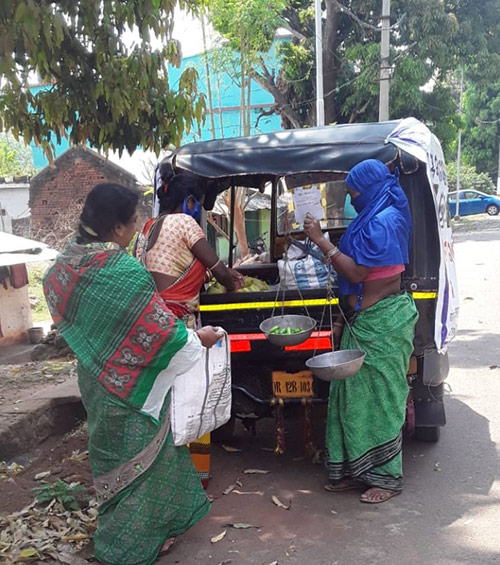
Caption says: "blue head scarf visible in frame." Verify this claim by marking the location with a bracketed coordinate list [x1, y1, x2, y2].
[338, 159, 412, 297]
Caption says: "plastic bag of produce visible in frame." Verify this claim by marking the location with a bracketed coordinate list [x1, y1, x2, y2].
[278, 239, 336, 290]
[170, 330, 232, 446]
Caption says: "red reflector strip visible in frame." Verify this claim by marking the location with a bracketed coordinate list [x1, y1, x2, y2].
[285, 337, 332, 351]
[228, 331, 331, 341]
[227, 331, 332, 352]
[230, 340, 252, 353]
[228, 333, 266, 341]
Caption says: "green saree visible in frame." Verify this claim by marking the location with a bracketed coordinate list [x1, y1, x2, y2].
[326, 293, 418, 491]
[44, 241, 210, 565]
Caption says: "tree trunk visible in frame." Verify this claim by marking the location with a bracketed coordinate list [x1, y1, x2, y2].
[223, 187, 249, 259]
[201, 13, 216, 139]
[252, 59, 303, 128]
[233, 189, 249, 258]
[322, 0, 339, 125]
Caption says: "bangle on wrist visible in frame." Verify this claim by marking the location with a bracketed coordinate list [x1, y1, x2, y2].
[208, 258, 221, 271]
[324, 246, 341, 262]
[333, 322, 343, 328]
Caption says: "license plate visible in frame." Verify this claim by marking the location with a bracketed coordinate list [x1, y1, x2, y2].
[272, 370, 314, 398]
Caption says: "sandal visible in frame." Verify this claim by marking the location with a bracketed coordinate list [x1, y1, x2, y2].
[360, 487, 400, 504]
[324, 479, 364, 493]
[158, 537, 177, 557]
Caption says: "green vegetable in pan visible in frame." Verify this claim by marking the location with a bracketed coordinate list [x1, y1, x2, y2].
[269, 326, 303, 335]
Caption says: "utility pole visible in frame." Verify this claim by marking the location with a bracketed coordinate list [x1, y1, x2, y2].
[497, 141, 500, 195]
[378, 0, 391, 122]
[455, 68, 464, 218]
[314, 0, 325, 127]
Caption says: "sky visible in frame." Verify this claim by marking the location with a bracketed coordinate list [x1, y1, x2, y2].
[172, 8, 219, 58]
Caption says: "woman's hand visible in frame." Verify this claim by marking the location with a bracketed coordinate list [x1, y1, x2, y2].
[303, 213, 324, 245]
[228, 268, 244, 291]
[196, 325, 223, 348]
[332, 324, 343, 350]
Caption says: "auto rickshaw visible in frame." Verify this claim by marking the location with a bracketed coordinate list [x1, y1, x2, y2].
[160, 117, 459, 443]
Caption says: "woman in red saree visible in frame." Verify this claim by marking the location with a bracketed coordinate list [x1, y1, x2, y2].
[136, 172, 243, 485]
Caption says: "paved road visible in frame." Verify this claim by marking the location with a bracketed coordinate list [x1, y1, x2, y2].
[161, 216, 500, 565]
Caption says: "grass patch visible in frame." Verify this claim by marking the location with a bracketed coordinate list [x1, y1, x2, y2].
[27, 263, 51, 323]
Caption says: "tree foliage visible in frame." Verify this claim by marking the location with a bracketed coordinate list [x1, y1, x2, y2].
[0, 0, 206, 159]
[206, 0, 285, 136]
[462, 81, 500, 181]
[446, 161, 496, 195]
[207, 0, 500, 157]
[0, 133, 34, 178]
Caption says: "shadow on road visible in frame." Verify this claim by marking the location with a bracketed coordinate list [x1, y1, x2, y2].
[404, 395, 500, 564]
[448, 329, 500, 370]
[163, 395, 499, 565]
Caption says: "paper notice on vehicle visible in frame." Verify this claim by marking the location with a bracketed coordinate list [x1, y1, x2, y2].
[292, 185, 325, 226]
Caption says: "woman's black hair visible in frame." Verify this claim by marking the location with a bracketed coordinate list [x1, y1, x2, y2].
[77, 183, 139, 243]
[156, 172, 205, 213]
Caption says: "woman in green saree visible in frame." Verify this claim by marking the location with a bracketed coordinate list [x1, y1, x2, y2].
[44, 184, 220, 564]
[304, 159, 419, 504]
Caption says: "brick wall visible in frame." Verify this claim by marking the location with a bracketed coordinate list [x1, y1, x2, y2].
[30, 147, 150, 247]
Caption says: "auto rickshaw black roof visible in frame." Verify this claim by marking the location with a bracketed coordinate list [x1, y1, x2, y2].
[163, 120, 417, 209]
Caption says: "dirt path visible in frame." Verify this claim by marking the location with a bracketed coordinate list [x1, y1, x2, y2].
[0, 360, 75, 408]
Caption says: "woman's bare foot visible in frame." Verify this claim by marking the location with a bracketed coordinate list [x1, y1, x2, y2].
[324, 478, 364, 492]
[159, 537, 177, 556]
[360, 487, 400, 504]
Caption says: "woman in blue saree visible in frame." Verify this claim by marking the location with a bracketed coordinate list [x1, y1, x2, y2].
[304, 159, 419, 504]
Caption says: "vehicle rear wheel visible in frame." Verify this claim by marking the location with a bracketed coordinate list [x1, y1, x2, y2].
[414, 426, 440, 442]
[486, 204, 499, 216]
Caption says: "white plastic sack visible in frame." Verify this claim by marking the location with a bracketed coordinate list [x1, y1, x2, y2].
[170, 330, 232, 446]
[278, 237, 336, 290]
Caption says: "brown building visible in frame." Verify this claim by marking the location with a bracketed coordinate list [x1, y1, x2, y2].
[29, 146, 150, 246]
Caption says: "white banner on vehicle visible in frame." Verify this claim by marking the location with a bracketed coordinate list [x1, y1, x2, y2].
[386, 118, 459, 353]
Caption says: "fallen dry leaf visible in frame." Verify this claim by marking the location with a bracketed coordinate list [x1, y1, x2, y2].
[34, 471, 51, 481]
[210, 530, 227, 544]
[223, 484, 235, 495]
[221, 445, 242, 453]
[236, 478, 243, 487]
[63, 450, 89, 463]
[232, 490, 264, 496]
[0, 496, 97, 564]
[271, 495, 290, 510]
[243, 469, 270, 474]
[58, 551, 90, 565]
[62, 533, 90, 541]
[0, 461, 24, 480]
[226, 523, 260, 529]
[19, 547, 39, 559]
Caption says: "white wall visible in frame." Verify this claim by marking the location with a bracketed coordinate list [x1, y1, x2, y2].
[0, 184, 30, 220]
[0, 284, 33, 343]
